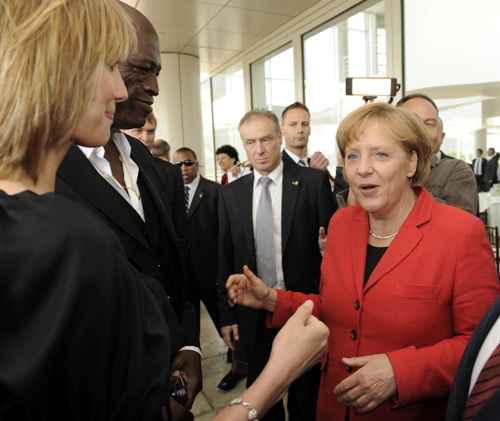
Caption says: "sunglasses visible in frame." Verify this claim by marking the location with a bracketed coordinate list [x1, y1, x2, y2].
[175, 160, 197, 167]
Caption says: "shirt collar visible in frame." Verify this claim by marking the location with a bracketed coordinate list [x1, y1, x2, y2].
[254, 161, 283, 187]
[77, 131, 133, 160]
[284, 148, 307, 164]
[186, 173, 201, 191]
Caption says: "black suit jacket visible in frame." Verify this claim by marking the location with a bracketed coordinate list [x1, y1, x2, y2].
[153, 158, 189, 264]
[187, 176, 220, 289]
[484, 155, 499, 185]
[281, 148, 310, 166]
[217, 163, 335, 354]
[472, 157, 487, 177]
[447, 295, 500, 420]
[55, 137, 199, 353]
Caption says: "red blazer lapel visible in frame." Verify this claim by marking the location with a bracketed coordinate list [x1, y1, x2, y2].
[351, 206, 369, 298]
[365, 187, 433, 291]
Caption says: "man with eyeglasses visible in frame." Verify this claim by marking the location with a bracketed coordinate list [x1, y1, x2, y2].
[174, 148, 221, 334]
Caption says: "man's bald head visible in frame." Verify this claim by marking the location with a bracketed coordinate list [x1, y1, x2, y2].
[113, 2, 162, 130]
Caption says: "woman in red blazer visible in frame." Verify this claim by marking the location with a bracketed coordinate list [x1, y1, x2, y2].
[226, 102, 500, 420]
[217, 144, 239, 185]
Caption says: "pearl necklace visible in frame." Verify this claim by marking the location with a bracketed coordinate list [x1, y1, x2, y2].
[369, 229, 398, 240]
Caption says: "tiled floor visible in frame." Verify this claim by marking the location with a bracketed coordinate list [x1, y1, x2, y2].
[192, 304, 247, 420]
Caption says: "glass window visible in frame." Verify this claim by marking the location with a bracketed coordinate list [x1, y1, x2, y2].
[404, 0, 500, 163]
[303, 1, 386, 169]
[211, 61, 246, 181]
[251, 43, 295, 116]
[201, 80, 215, 181]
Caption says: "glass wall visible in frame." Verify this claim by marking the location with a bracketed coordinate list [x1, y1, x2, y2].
[201, 80, 215, 180]
[404, 0, 500, 162]
[303, 0, 385, 169]
[211, 61, 246, 181]
[251, 43, 295, 117]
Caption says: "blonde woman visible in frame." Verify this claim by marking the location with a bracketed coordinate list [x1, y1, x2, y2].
[0, 1, 176, 419]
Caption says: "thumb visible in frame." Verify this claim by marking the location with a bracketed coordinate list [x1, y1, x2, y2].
[243, 265, 262, 287]
[292, 300, 314, 324]
[342, 355, 370, 367]
[319, 226, 326, 237]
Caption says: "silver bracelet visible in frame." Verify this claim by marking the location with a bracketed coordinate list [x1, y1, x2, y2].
[228, 397, 259, 421]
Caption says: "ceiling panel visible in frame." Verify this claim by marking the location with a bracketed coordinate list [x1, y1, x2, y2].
[226, 0, 321, 17]
[155, 23, 200, 47]
[204, 7, 291, 36]
[158, 42, 184, 53]
[137, 0, 223, 28]
[181, 46, 238, 64]
[187, 28, 262, 51]
[188, 0, 231, 5]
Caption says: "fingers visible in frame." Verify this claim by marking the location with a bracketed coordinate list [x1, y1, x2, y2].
[334, 373, 358, 395]
[292, 300, 314, 324]
[232, 324, 240, 341]
[342, 356, 370, 368]
[221, 326, 235, 350]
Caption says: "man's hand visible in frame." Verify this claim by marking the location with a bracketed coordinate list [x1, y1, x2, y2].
[318, 226, 327, 253]
[226, 265, 276, 312]
[334, 354, 397, 413]
[221, 324, 239, 351]
[169, 350, 202, 410]
[310, 152, 329, 171]
[228, 162, 243, 178]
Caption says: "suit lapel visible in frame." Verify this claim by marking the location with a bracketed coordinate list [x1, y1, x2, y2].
[129, 137, 179, 248]
[240, 173, 256, 264]
[282, 163, 300, 253]
[57, 145, 150, 250]
[364, 188, 431, 291]
[188, 176, 205, 220]
[452, 296, 500, 419]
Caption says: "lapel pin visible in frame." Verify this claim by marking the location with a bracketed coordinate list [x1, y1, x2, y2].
[199, 193, 203, 198]
[292, 181, 299, 185]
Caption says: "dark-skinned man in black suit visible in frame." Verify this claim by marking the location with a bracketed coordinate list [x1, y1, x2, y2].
[218, 109, 335, 421]
[55, 3, 200, 420]
[173, 147, 221, 333]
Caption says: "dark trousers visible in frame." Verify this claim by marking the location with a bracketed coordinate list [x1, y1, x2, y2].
[476, 175, 486, 192]
[247, 311, 319, 421]
[186, 265, 220, 335]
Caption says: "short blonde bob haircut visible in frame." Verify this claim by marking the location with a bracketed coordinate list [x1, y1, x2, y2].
[0, 0, 137, 183]
[336, 102, 432, 186]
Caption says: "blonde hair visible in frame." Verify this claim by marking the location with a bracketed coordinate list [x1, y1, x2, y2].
[336, 102, 432, 186]
[0, 0, 137, 183]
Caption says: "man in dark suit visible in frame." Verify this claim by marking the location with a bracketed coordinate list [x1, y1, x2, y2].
[218, 109, 335, 420]
[484, 147, 499, 191]
[446, 295, 500, 420]
[173, 147, 221, 333]
[473, 148, 487, 192]
[123, 112, 189, 264]
[280, 102, 330, 172]
[55, 3, 200, 419]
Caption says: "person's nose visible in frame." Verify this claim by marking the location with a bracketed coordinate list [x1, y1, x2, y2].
[255, 141, 265, 154]
[144, 74, 159, 97]
[357, 154, 373, 176]
[139, 131, 149, 143]
[114, 70, 128, 103]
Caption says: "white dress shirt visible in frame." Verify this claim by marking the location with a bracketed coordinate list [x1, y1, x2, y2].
[78, 131, 145, 221]
[185, 173, 200, 209]
[252, 162, 286, 290]
[469, 315, 500, 395]
[284, 148, 309, 167]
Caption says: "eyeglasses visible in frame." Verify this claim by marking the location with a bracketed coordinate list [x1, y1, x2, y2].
[175, 160, 197, 167]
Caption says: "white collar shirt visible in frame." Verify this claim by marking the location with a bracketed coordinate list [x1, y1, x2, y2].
[78, 131, 145, 221]
[252, 161, 285, 290]
[185, 173, 201, 209]
[284, 148, 309, 167]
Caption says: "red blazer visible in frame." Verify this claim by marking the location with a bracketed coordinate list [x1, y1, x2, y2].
[270, 187, 500, 421]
